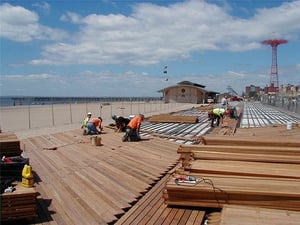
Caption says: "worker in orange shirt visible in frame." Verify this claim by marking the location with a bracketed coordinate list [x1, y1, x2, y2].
[122, 114, 144, 142]
[86, 117, 103, 135]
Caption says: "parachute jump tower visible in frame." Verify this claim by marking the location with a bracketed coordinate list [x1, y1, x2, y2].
[262, 39, 288, 94]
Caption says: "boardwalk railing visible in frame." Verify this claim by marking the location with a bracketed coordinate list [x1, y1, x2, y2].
[261, 95, 300, 114]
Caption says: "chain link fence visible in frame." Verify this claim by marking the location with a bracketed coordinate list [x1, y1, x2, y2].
[260, 95, 300, 115]
[0, 100, 191, 132]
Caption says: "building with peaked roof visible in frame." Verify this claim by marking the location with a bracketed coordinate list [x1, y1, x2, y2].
[158, 81, 219, 104]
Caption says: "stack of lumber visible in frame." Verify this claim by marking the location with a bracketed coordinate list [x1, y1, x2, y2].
[218, 205, 300, 225]
[0, 132, 22, 157]
[200, 135, 300, 147]
[234, 124, 300, 138]
[1, 182, 38, 221]
[163, 139, 300, 211]
[148, 114, 199, 123]
[0, 133, 37, 222]
[178, 145, 300, 167]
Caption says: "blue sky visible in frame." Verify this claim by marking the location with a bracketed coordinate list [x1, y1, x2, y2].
[1, 0, 299, 97]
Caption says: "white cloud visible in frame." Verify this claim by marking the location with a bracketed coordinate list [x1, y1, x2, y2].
[60, 12, 83, 24]
[1, 1, 299, 96]
[0, 3, 68, 42]
[2, 73, 57, 80]
[26, 0, 300, 66]
[32, 1, 51, 14]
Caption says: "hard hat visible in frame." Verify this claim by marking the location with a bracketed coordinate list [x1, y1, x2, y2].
[87, 112, 92, 115]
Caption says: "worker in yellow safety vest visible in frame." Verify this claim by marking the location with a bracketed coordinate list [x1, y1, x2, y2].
[208, 108, 225, 127]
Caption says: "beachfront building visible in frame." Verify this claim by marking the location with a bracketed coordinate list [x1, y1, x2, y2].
[158, 81, 219, 104]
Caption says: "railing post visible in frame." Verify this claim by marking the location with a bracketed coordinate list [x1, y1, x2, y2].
[52, 104, 54, 126]
[70, 104, 73, 124]
[28, 104, 31, 129]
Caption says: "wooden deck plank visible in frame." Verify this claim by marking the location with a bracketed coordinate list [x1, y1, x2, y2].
[189, 160, 300, 179]
[4, 119, 299, 225]
[184, 211, 200, 225]
[192, 211, 206, 225]
[115, 173, 171, 225]
[201, 135, 300, 147]
[165, 174, 300, 210]
[176, 209, 193, 225]
[220, 205, 300, 225]
[10, 128, 182, 224]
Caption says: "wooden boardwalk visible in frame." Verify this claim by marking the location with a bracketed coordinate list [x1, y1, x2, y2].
[3, 122, 299, 224]
[2, 128, 206, 225]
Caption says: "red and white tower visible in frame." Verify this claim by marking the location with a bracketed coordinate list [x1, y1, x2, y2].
[262, 39, 287, 94]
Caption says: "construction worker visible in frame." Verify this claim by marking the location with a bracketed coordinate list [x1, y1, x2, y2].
[86, 117, 103, 135]
[208, 108, 225, 127]
[112, 115, 130, 132]
[221, 95, 228, 109]
[81, 112, 92, 135]
[122, 114, 144, 142]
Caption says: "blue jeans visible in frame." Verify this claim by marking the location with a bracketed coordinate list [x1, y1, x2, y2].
[87, 122, 98, 135]
[123, 127, 140, 142]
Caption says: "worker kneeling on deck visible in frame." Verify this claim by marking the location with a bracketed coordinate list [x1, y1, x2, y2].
[112, 115, 130, 132]
[86, 117, 103, 135]
[122, 114, 144, 142]
[208, 108, 225, 127]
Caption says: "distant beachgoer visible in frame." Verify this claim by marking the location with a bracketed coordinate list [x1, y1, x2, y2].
[122, 114, 144, 142]
[208, 108, 225, 127]
[81, 112, 92, 135]
[86, 117, 103, 135]
[112, 115, 130, 132]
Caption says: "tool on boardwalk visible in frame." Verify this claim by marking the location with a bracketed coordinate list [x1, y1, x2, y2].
[175, 175, 201, 185]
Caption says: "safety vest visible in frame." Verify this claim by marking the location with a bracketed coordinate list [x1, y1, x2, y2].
[213, 108, 225, 116]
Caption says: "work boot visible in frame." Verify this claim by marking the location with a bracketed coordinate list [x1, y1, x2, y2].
[122, 134, 128, 142]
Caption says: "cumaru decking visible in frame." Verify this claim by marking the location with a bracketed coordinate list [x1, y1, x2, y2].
[2, 128, 206, 225]
[2, 123, 300, 225]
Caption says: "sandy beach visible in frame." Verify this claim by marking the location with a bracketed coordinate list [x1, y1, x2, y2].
[0, 101, 198, 139]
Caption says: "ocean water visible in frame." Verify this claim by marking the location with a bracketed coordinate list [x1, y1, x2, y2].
[0, 96, 161, 107]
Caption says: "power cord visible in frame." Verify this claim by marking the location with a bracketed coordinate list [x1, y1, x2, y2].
[174, 175, 229, 207]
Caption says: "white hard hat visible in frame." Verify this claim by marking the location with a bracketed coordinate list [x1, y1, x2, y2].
[87, 112, 92, 115]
